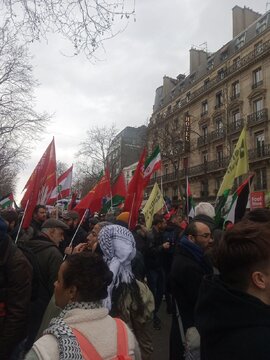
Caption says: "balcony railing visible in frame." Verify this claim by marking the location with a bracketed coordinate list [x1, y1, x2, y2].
[209, 128, 226, 142]
[249, 144, 270, 161]
[152, 38, 270, 121]
[148, 144, 270, 187]
[247, 108, 268, 127]
[252, 80, 263, 89]
[197, 136, 209, 147]
[228, 118, 244, 134]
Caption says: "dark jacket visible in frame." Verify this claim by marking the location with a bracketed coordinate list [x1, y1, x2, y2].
[59, 226, 87, 255]
[170, 241, 213, 331]
[0, 236, 32, 359]
[23, 233, 63, 349]
[24, 233, 62, 301]
[145, 227, 165, 270]
[196, 275, 270, 360]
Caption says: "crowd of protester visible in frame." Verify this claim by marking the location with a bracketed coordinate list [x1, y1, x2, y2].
[1, 202, 270, 359]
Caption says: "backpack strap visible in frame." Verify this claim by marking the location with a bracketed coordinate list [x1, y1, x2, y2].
[71, 327, 103, 360]
[114, 318, 130, 359]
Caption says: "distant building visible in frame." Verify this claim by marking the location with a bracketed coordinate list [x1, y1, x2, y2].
[147, 5, 270, 204]
[107, 125, 146, 180]
[123, 161, 138, 186]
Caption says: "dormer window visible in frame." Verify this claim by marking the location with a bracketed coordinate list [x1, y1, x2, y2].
[235, 33, 246, 50]
[256, 15, 268, 34]
[207, 59, 214, 71]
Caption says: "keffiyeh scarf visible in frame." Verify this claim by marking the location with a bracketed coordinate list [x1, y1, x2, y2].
[98, 224, 136, 310]
[44, 301, 102, 360]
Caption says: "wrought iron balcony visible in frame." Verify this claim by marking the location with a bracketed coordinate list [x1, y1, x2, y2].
[247, 108, 268, 127]
[197, 136, 209, 147]
[209, 128, 226, 142]
[252, 80, 263, 89]
[228, 118, 244, 134]
[249, 144, 270, 161]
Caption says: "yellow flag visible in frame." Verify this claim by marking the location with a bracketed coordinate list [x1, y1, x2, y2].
[142, 183, 165, 229]
[217, 126, 248, 196]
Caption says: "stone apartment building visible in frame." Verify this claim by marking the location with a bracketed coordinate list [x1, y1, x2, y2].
[107, 125, 147, 180]
[147, 5, 270, 205]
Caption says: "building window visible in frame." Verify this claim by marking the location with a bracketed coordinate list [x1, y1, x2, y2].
[255, 132, 265, 157]
[252, 67, 262, 88]
[202, 150, 208, 163]
[253, 98, 263, 113]
[202, 125, 208, 139]
[183, 157, 189, 170]
[255, 168, 267, 190]
[201, 100, 208, 116]
[220, 50, 228, 61]
[204, 78, 210, 89]
[207, 59, 214, 71]
[216, 145, 223, 166]
[215, 177, 223, 193]
[218, 68, 226, 80]
[235, 33, 246, 50]
[256, 16, 268, 34]
[231, 80, 240, 99]
[254, 41, 263, 55]
[233, 56, 241, 69]
[231, 110, 242, 130]
[216, 118, 223, 132]
[201, 180, 209, 198]
[186, 92, 190, 102]
[215, 91, 223, 108]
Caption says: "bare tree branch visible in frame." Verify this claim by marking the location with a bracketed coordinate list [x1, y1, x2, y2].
[2, 0, 135, 60]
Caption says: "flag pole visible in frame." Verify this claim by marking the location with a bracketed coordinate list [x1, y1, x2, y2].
[186, 176, 189, 222]
[15, 200, 29, 244]
[128, 193, 136, 229]
[63, 209, 88, 260]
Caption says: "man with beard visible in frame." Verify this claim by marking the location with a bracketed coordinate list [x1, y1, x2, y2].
[60, 210, 87, 255]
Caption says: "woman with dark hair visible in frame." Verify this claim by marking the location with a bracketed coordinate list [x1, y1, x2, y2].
[25, 252, 141, 360]
[98, 224, 154, 360]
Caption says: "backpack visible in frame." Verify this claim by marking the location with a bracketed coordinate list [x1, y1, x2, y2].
[72, 318, 132, 360]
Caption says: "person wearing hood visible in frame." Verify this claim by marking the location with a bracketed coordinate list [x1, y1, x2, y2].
[196, 220, 270, 360]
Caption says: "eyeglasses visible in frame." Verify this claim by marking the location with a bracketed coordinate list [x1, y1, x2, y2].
[194, 233, 211, 238]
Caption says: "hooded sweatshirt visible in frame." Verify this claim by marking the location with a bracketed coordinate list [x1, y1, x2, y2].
[195, 275, 270, 360]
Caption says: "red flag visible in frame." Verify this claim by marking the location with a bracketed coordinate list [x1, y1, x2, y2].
[124, 149, 147, 229]
[21, 139, 57, 228]
[112, 171, 127, 198]
[74, 169, 111, 213]
[68, 190, 78, 210]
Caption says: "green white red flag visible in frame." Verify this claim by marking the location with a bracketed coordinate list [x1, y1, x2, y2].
[47, 165, 73, 205]
[0, 193, 14, 209]
[144, 146, 161, 185]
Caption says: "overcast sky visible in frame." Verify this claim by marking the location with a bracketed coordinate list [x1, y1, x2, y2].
[17, 0, 268, 200]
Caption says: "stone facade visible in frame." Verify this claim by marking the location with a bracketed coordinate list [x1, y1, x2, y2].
[147, 6, 270, 204]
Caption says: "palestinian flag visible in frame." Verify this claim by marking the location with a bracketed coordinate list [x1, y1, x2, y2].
[103, 171, 127, 212]
[224, 174, 254, 225]
[144, 146, 161, 185]
[0, 193, 14, 209]
[185, 177, 195, 219]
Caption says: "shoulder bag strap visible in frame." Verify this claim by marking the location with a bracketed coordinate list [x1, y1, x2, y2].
[114, 318, 129, 358]
[71, 327, 103, 360]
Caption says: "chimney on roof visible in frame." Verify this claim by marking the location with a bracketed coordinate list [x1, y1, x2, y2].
[189, 48, 208, 74]
[232, 6, 261, 38]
